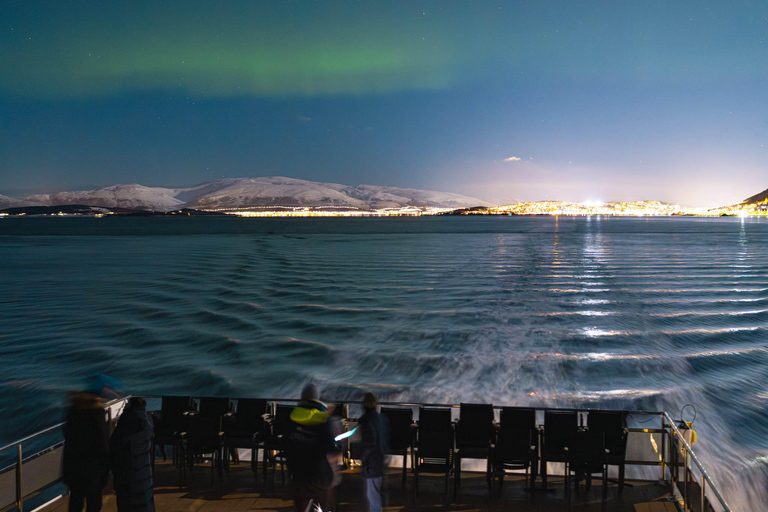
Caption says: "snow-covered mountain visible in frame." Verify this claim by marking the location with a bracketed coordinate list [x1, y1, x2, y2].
[5, 177, 489, 211]
[183, 177, 370, 209]
[0, 194, 27, 209]
[25, 184, 184, 210]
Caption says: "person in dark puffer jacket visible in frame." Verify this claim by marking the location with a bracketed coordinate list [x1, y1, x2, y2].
[110, 397, 155, 512]
[63, 391, 110, 512]
[285, 384, 340, 512]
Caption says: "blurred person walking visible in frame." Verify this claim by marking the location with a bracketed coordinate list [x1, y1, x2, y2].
[359, 393, 387, 512]
[110, 397, 155, 512]
[285, 384, 340, 512]
[62, 391, 110, 512]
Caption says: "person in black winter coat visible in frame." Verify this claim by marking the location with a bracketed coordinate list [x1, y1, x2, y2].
[110, 397, 155, 512]
[62, 392, 110, 512]
[359, 393, 387, 512]
[285, 384, 340, 512]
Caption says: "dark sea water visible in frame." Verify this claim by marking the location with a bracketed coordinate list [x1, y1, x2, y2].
[1, 215, 767, 507]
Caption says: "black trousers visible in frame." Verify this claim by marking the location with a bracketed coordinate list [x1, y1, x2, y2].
[68, 487, 103, 512]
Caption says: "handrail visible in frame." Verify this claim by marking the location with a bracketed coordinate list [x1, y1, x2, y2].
[133, 394, 665, 415]
[0, 396, 128, 453]
[0, 424, 65, 454]
[0, 396, 127, 512]
[663, 412, 733, 512]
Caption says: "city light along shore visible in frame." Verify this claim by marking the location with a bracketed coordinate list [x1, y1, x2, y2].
[2, 199, 768, 218]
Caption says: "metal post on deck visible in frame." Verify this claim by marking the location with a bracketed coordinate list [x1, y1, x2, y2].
[16, 444, 23, 512]
[684, 449, 689, 512]
[660, 415, 666, 481]
[701, 475, 706, 512]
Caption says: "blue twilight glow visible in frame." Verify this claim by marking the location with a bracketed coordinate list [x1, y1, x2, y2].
[1, 1, 767, 206]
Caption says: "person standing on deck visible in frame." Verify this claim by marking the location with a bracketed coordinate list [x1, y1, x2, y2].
[285, 384, 340, 512]
[359, 393, 387, 512]
[62, 391, 110, 512]
[110, 397, 155, 512]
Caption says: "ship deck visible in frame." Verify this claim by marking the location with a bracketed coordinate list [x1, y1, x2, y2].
[41, 459, 678, 512]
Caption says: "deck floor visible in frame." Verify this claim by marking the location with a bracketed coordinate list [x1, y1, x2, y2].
[44, 459, 679, 512]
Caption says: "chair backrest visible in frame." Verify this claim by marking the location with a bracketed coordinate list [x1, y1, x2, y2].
[418, 408, 452, 432]
[273, 404, 296, 437]
[380, 407, 413, 451]
[234, 398, 267, 432]
[417, 408, 453, 461]
[495, 407, 537, 464]
[199, 397, 231, 419]
[186, 414, 221, 447]
[571, 430, 607, 472]
[160, 396, 193, 432]
[587, 411, 627, 455]
[495, 425, 533, 463]
[543, 410, 578, 453]
[499, 407, 536, 432]
[457, 403, 494, 448]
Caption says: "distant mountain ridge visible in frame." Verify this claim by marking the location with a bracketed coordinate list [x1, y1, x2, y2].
[4, 177, 489, 211]
[0, 194, 25, 209]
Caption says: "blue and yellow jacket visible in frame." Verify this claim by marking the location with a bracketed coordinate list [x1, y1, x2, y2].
[285, 400, 338, 486]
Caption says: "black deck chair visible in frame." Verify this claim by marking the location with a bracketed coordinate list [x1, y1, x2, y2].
[569, 430, 608, 500]
[380, 407, 415, 483]
[414, 408, 454, 496]
[454, 403, 494, 491]
[587, 411, 628, 493]
[541, 410, 578, 494]
[223, 398, 267, 475]
[260, 403, 294, 484]
[179, 414, 223, 486]
[199, 397, 231, 424]
[152, 396, 194, 467]
[492, 407, 538, 492]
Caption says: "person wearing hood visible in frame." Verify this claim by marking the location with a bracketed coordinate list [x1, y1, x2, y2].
[62, 391, 110, 512]
[285, 384, 340, 512]
[359, 393, 387, 512]
[110, 397, 155, 512]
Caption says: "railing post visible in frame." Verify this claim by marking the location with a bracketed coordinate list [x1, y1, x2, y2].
[684, 449, 689, 512]
[660, 415, 666, 481]
[661, 414, 667, 482]
[15, 443, 22, 512]
[701, 475, 705, 512]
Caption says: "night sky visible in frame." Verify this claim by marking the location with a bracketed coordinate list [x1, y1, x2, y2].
[2, 1, 767, 206]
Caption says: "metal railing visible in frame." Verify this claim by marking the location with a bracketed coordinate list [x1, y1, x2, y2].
[664, 412, 732, 512]
[0, 398, 125, 512]
[0, 423, 66, 512]
[0, 396, 733, 512]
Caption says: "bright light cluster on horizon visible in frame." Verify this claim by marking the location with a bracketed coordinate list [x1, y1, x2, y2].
[487, 200, 690, 216]
[223, 206, 454, 217]
[480, 199, 768, 217]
